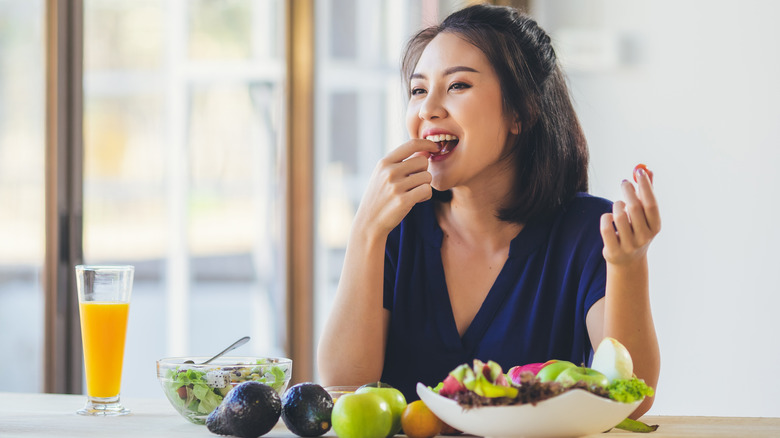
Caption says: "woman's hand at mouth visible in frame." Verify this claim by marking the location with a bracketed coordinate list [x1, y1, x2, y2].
[354, 139, 441, 239]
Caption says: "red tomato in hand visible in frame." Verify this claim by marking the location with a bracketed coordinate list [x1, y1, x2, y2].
[633, 163, 652, 183]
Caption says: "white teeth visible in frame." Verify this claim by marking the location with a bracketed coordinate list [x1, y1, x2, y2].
[424, 134, 458, 142]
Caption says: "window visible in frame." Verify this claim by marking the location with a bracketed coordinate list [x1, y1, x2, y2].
[82, 0, 286, 397]
[0, 0, 522, 395]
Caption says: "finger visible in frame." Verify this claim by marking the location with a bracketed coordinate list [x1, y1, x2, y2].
[612, 200, 634, 249]
[621, 180, 653, 242]
[635, 167, 661, 234]
[633, 166, 654, 185]
[386, 139, 440, 163]
[408, 150, 432, 160]
[397, 170, 432, 193]
[395, 154, 431, 176]
[405, 181, 433, 204]
[600, 212, 619, 248]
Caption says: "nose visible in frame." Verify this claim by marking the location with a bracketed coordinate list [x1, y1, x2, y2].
[418, 90, 447, 120]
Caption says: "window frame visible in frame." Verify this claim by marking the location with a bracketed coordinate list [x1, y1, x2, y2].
[44, 0, 85, 394]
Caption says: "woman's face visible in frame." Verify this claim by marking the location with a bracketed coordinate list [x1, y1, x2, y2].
[406, 32, 517, 194]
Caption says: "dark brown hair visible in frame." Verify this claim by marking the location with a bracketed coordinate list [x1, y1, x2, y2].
[402, 4, 589, 224]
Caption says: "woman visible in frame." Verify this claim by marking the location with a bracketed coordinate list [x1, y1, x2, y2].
[317, 4, 660, 417]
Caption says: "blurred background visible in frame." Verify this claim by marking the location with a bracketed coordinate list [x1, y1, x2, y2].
[1, 0, 778, 417]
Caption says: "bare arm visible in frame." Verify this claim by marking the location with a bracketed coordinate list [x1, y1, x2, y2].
[317, 139, 439, 386]
[587, 167, 661, 419]
[317, 226, 391, 386]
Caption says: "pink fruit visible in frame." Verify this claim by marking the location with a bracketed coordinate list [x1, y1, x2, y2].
[507, 360, 558, 385]
[439, 375, 464, 396]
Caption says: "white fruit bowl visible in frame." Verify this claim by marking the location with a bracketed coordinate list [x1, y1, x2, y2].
[416, 382, 641, 438]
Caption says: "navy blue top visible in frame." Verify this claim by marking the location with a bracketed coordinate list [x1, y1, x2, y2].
[380, 193, 612, 401]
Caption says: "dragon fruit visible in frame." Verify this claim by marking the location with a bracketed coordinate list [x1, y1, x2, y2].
[438, 364, 472, 396]
[466, 359, 516, 398]
[437, 360, 517, 399]
[506, 360, 558, 385]
[205, 370, 231, 389]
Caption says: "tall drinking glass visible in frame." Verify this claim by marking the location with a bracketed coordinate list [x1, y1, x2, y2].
[75, 265, 134, 416]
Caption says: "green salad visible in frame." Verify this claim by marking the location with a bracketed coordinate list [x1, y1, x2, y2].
[164, 360, 288, 416]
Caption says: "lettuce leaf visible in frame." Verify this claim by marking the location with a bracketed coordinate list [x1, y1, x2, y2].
[268, 365, 287, 392]
[608, 378, 654, 403]
[251, 360, 288, 392]
[195, 385, 225, 413]
[166, 368, 224, 414]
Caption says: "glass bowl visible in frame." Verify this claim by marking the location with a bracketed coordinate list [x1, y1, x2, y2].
[324, 385, 360, 402]
[157, 356, 292, 424]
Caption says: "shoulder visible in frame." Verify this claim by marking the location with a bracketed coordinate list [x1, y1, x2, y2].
[555, 193, 612, 230]
[542, 193, 612, 248]
[564, 192, 613, 216]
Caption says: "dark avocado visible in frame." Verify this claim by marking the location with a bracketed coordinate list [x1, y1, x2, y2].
[206, 381, 281, 438]
[281, 382, 333, 437]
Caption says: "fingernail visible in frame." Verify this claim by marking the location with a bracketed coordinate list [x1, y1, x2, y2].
[637, 167, 646, 176]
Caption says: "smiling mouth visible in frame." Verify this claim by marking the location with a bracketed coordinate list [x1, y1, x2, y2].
[425, 134, 459, 156]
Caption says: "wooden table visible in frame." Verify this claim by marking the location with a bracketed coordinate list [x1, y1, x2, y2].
[1, 392, 778, 437]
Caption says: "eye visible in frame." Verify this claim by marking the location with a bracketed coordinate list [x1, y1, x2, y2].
[449, 82, 471, 91]
[410, 87, 427, 96]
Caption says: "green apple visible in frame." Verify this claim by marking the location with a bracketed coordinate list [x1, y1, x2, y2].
[535, 360, 576, 382]
[356, 382, 407, 437]
[590, 337, 633, 382]
[555, 366, 609, 388]
[332, 392, 392, 438]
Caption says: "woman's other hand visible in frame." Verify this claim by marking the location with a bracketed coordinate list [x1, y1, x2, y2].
[354, 139, 441, 238]
[600, 165, 661, 265]
[594, 164, 662, 418]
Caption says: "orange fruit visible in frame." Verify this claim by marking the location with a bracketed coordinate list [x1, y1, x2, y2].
[400, 400, 443, 438]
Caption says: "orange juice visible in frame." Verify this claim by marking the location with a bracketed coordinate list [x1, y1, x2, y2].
[79, 301, 130, 398]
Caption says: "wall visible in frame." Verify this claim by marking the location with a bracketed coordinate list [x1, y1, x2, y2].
[537, 0, 780, 416]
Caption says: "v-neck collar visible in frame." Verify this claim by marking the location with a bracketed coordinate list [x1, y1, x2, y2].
[419, 200, 552, 354]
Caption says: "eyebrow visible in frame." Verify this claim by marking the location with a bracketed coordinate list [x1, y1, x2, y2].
[410, 65, 480, 80]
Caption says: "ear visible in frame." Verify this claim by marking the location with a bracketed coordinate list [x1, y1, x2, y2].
[510, 120, 521, 135]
